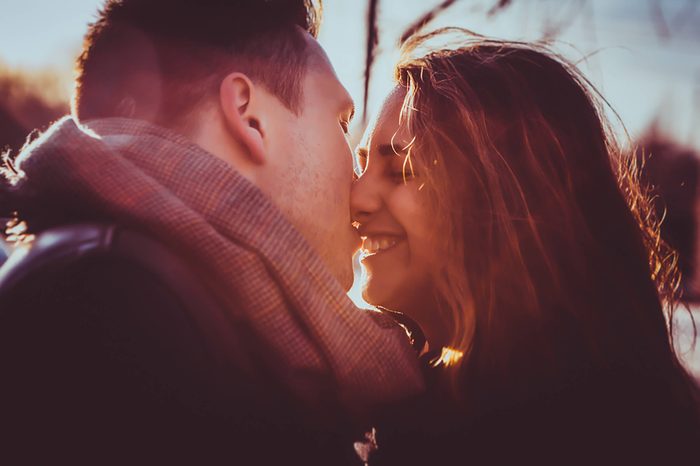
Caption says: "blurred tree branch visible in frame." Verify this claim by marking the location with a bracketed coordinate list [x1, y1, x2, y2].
[487, 0, 513, 17]
[361, 0, 699, 121]
[363, 0, 380, 123]
[400, 0, 459, 45]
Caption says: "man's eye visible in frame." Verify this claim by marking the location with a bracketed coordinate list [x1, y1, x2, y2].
[340, 120, 349, 134]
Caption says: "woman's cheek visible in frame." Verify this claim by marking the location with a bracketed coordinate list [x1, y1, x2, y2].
[389, 185, 433, 240]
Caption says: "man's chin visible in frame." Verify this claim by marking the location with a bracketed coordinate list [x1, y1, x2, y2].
[338, 265, 355, 292]
[326, 255, 355, 292]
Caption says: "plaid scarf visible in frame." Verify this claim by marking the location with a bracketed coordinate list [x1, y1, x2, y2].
[2, 116, 423, 416]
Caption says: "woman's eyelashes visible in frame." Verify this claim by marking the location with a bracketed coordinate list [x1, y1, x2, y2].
[388, 171, 411, 183]
[340, 120, 350, 134]
[388, 158, 417, 184]
[354, 147, 418, 184]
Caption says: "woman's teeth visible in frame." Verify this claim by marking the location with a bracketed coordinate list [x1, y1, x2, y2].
[362, 236, 400, 254]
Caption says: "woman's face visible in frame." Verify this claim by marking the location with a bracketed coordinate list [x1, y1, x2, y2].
[351, 88, 442, 316]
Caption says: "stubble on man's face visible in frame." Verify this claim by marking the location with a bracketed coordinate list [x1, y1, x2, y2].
[281, 87, 357, 289]
[272, 38, 358, 290]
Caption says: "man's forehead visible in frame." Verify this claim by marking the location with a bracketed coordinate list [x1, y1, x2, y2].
[302, 32, 353, 107]
[301, 30, 333, 72]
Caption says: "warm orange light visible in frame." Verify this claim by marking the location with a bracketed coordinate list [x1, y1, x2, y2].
[433, 346, 464, 367]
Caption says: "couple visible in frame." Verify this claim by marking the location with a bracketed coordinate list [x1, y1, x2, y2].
[0, 0, 698, 464]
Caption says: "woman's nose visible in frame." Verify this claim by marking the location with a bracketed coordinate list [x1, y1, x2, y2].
[350, 172, 383, 224]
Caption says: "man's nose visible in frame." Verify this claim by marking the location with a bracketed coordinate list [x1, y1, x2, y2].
[350, 172, 383, 224]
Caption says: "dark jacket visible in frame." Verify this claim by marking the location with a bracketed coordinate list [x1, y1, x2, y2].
[369, 350, 700, 466]
[0, 224, 362, 465]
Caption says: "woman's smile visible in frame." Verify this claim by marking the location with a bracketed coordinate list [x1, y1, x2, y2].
[361, 233, 405, 256]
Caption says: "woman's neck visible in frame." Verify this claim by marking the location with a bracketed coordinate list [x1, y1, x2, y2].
[400, 292, 453, 351]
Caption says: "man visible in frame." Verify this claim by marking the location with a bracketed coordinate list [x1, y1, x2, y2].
[0, 1, 422, 463]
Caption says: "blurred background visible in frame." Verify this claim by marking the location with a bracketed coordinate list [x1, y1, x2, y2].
[0, 0, 699, 378]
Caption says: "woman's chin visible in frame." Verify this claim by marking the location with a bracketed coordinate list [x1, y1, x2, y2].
[362, 264, 436, 316]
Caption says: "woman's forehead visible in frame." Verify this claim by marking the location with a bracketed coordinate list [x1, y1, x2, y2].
[360, 87, 411, 153]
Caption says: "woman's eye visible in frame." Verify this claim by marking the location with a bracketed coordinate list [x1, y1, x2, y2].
[340, 120, 349, 134]
[389, 170, 415, 184]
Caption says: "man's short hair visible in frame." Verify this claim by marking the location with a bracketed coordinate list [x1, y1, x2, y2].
[73, 0, 322, 128]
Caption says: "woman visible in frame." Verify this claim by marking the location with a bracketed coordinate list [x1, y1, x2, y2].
[351, 31, 700, 464]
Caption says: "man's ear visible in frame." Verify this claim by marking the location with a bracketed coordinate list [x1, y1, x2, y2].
[219, 72, 266, 165]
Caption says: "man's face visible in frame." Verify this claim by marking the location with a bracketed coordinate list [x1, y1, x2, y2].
[260, 34, 359, 290]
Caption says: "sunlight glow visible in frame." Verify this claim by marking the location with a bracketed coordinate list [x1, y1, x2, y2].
[433, 346, 465, 367]
[347, 249, 374, 310]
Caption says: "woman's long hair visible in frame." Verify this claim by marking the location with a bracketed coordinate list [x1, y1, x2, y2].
[394, 30, 698, 413]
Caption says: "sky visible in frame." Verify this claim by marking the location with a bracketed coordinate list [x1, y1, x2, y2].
[0, 0, 699, 147]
